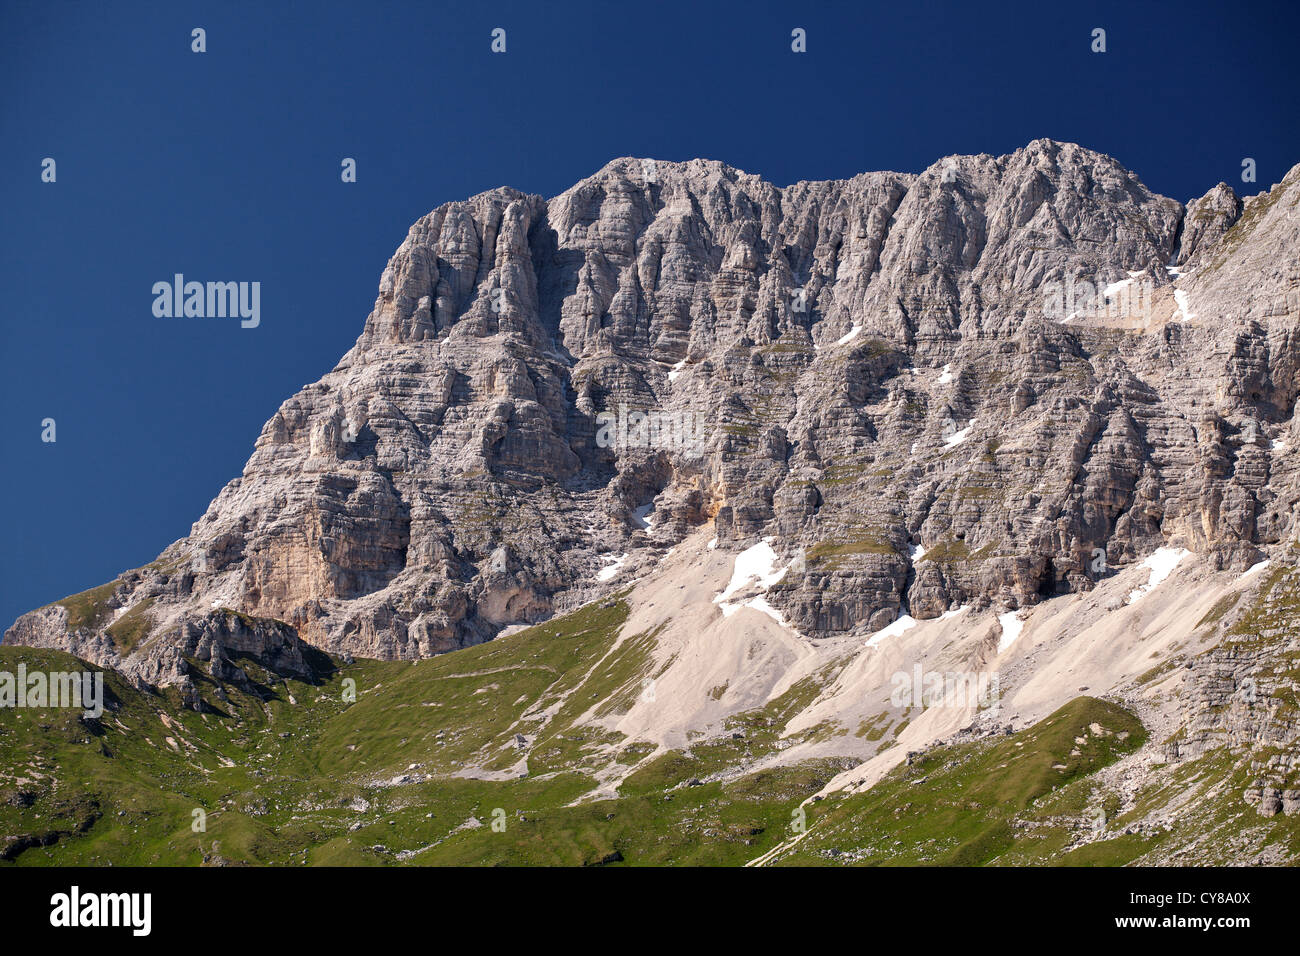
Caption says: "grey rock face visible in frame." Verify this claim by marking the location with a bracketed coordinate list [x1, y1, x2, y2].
[8, 140, 1300, 681]
[1176, 182, 1243, 266]
[1170, 567, 1300, 816]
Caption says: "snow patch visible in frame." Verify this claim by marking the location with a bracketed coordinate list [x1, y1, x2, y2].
[632, 503, 656, 530]
[712, 536, 801, 625]
[864, 614, 918, 648]
[721, 595, 790, 627]
[909, 543, 927, 562]
[1103, 276, 1136, 298]
[1240, 559, 1271, 579]
[1172, 289, 1195, 323]
[597, 554, 628, 582]
[997, 611, 1024, 652]
[1127, 547, 1192, 604]
[836, 325, 862, 346]
[937, 363, 954, 384]
[714, 539, 789, 605]
[943, 424, 972, 449]
[667, 359, 687, 383]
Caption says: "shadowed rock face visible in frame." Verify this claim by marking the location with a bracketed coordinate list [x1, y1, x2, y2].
[8, 139, 1300, 682]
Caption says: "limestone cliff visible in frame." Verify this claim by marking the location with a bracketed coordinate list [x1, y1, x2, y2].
[8, 140, 1300, 689]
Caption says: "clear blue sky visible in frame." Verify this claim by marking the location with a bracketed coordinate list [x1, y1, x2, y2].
[2, 0, 1297, 630]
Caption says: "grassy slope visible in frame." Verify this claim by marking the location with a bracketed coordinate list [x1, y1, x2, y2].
[775, 697, 1147, 865]
[3, 580, 1298, 865]
[771, 563, 1300, 866]
[0, 596, 830, 866]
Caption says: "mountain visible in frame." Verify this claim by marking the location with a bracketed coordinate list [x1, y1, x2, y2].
[4, 140, 1299, 865]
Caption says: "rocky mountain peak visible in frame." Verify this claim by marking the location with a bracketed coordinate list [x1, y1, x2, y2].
[8, 143, 1300, 693]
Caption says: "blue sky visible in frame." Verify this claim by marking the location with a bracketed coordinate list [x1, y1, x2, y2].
[2, 0, 1297, 629]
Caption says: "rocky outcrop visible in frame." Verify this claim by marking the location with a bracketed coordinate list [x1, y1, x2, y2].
[7, 141, 1300, 681]
[1169, 563, 1300, 816]
[5, 563, 330, 694]
[1175, 182, 1243, 267]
